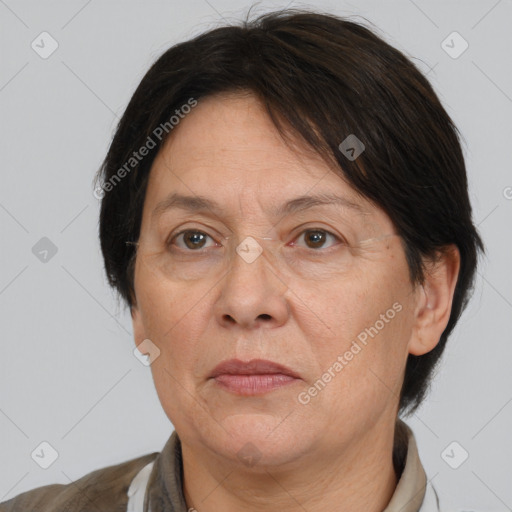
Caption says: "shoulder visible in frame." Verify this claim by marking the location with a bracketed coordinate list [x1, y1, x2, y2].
[0, 451, 159, 512]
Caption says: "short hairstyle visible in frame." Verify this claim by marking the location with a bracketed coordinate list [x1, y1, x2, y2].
[95, 8, 484, 416]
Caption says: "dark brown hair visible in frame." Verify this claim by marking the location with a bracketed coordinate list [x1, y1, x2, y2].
[95, 8, 484, 416]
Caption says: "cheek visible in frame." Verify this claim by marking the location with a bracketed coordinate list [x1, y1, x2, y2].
[135, 264, 207, 361]
[292, 265, 402, 349]
[298, 260, 413, 401]
[136, 271, 215, 426]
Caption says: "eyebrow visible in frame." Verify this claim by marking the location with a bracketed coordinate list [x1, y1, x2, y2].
[151, 192, 368, 220]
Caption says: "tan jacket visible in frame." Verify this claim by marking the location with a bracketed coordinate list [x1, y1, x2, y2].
[0, 419, 439, 511]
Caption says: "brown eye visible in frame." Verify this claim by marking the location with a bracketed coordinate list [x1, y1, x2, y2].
[296, 229, 339, 250]
[171, 230, 214, 250]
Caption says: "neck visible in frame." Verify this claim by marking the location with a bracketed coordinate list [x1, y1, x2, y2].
[180, 420, 399, 512]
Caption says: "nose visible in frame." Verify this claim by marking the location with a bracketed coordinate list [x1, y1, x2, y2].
[214, 243, 290, 330]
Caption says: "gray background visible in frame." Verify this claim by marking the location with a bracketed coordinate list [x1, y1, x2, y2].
[1, 0, 511, 510]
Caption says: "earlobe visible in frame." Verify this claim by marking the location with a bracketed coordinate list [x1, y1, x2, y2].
[408, 245, 461, 356]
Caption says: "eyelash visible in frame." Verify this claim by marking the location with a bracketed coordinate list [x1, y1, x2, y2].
[167, 228, 344, 252]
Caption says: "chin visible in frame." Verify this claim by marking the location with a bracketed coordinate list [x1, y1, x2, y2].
[202, 415, 310, 468]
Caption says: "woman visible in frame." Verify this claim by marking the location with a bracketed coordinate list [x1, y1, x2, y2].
[0, 8, 483, 512]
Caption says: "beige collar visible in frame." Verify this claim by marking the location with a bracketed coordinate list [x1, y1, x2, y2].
[383, 419, 432, 512]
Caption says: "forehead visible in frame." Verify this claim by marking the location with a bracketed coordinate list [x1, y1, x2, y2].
[156, 91, 333, 180]
[143, 92, 390, 230]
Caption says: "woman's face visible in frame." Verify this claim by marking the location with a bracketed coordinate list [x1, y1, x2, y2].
[131, 91, 423, 468]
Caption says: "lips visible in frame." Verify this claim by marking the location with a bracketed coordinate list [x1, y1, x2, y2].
[209, 358, 300, 379]
[209, 358, 301, 396]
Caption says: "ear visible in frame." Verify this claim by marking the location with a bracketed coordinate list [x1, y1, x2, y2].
[408, 244, 461, 356]
[130, 302, 147, 352]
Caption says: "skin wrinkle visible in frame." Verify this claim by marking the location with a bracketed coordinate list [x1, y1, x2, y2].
[130, 91, 459, 512]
